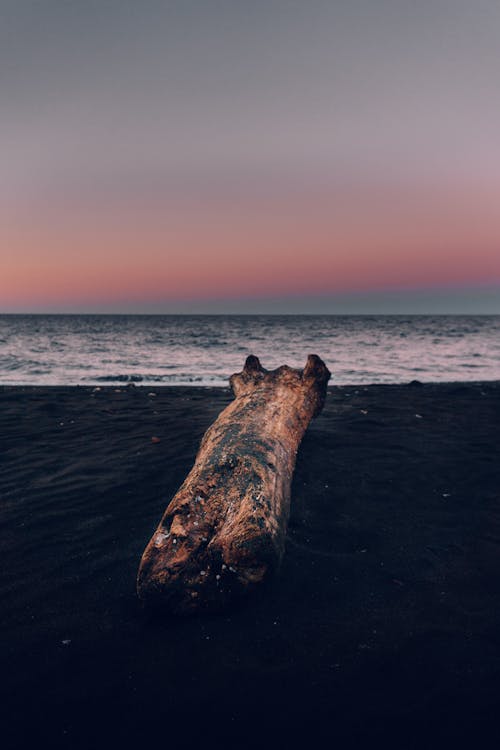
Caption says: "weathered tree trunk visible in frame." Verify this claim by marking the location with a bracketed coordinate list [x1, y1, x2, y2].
[137, 354, 330, 614]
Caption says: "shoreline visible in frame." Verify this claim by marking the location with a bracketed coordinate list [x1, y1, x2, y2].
[1, 381, 500, 748]
[1, 378, 500, 390]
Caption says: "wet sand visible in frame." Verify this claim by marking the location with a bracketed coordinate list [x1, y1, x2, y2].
[1, 382, 500, 749]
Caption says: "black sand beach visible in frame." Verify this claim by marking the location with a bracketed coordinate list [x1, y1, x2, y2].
[1, 382, 500, 749]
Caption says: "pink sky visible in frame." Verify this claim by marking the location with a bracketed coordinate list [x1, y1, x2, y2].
[2, 3, 500, 312]
[2, 178, 499, 311]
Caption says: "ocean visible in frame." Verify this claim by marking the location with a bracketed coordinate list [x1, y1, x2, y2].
[0, 314, 499, 386]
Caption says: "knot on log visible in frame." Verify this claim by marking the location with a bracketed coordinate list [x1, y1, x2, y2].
[137, 355, 331, 615]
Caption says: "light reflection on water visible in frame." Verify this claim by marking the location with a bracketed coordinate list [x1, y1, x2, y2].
[0, 314, 499, 385]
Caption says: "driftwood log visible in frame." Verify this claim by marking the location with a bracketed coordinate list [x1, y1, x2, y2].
[137, 354, 331, 614]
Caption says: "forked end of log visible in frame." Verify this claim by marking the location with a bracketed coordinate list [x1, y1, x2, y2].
[137, 354, 331, 614]
[230, 353, 329, 412]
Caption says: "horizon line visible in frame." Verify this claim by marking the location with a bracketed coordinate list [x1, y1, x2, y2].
[2, 311, 499, 317]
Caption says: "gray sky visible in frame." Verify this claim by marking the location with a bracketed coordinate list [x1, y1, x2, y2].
[1, 1, 500, 312]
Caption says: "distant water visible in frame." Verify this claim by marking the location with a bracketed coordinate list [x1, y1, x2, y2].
[0, 314, 499, 386]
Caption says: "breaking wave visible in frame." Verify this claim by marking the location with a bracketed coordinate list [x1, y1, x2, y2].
[85, 373, 227, 385]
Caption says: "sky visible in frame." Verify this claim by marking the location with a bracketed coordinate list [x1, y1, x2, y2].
[1, 0, 500, 313]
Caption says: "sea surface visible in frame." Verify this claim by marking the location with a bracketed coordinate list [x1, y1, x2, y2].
[0, 314, 499, 386]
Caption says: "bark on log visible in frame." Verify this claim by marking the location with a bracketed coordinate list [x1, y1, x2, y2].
[137, 354, 331, 614]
